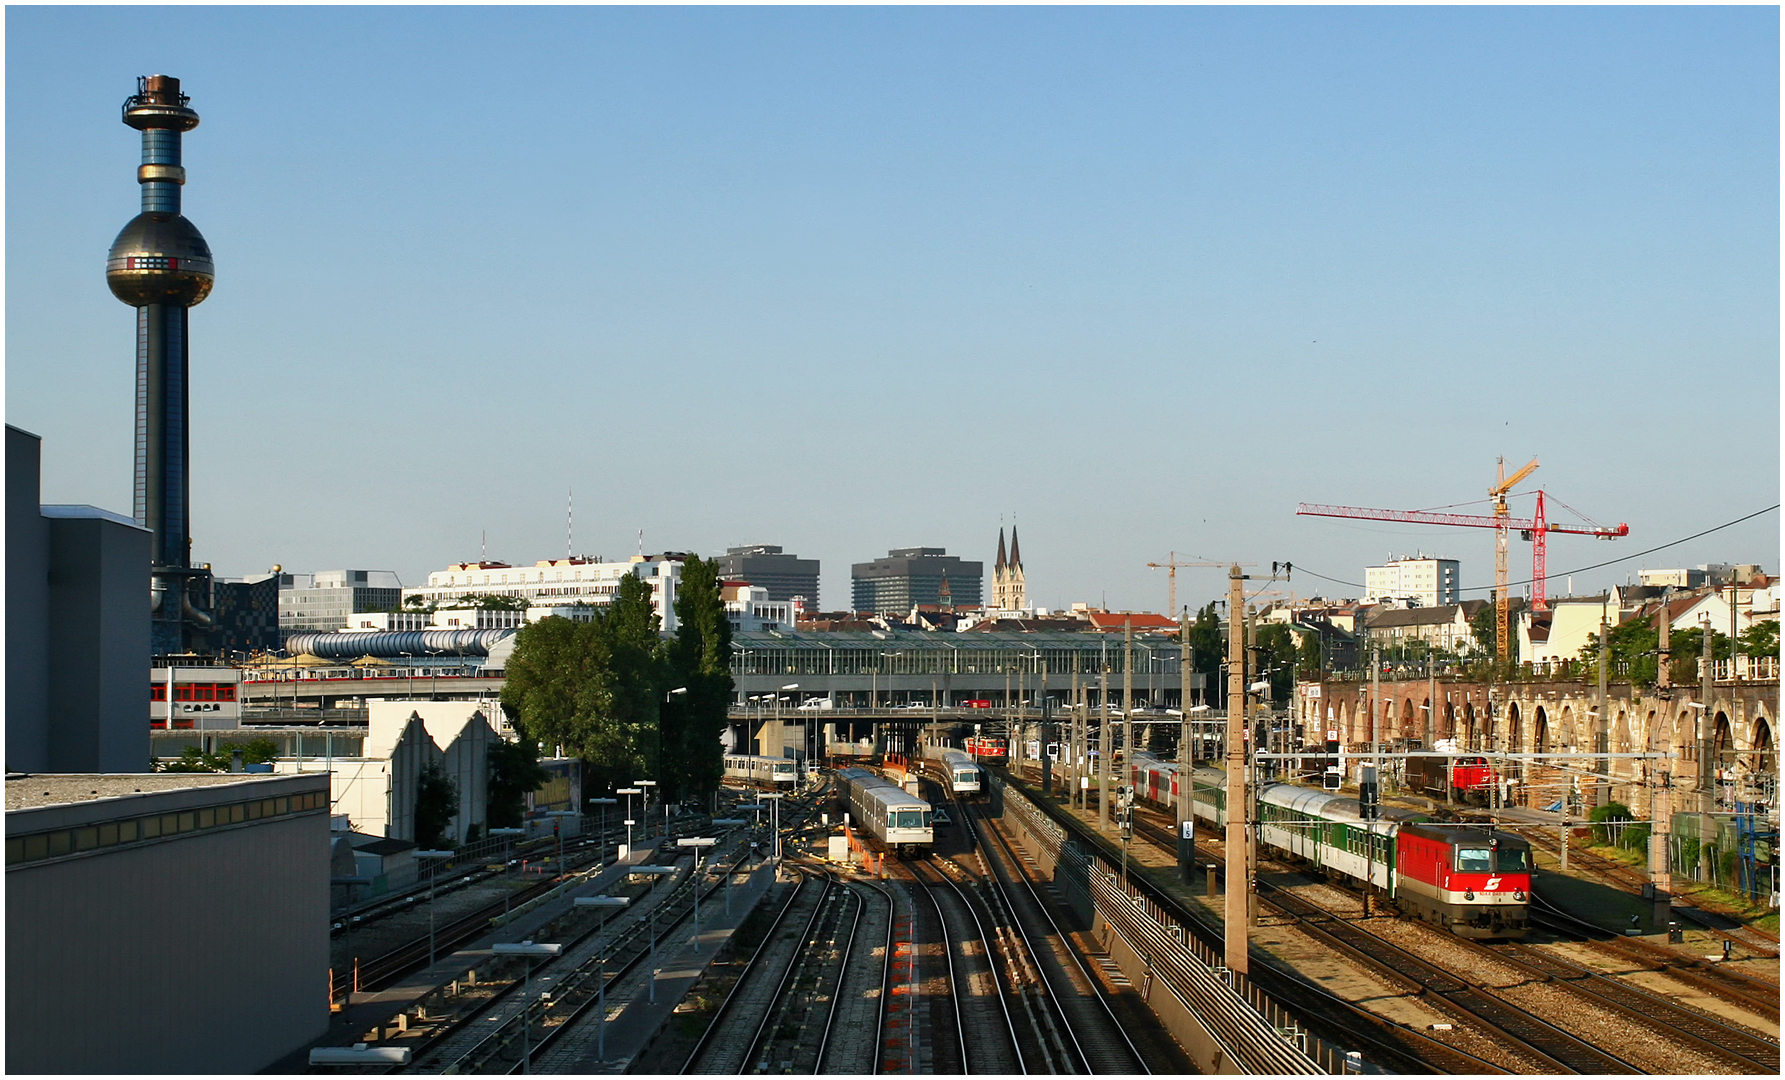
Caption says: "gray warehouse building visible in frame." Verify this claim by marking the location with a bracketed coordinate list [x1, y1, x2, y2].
[852, 547, 983, 613]
[716, 544, 820, 607]
[6, 425, 151, 774]
[6, 772, 331, 1073]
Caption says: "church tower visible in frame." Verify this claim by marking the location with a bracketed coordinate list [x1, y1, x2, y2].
[993, 525, 1028, 611]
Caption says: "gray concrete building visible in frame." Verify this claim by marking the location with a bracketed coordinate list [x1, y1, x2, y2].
[852, 547, 983, 614]
[716, 544, 820, 607]
[6, 772, 331, 1073]
[6, 425, 152, 773]
[280, 568, 404, 636]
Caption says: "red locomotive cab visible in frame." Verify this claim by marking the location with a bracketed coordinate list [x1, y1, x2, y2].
[1449, 756, 1495, 792]
[1396, 824, 1531, 940]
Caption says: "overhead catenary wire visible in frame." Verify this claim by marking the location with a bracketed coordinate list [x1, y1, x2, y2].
[1292, 503, 1780, 593]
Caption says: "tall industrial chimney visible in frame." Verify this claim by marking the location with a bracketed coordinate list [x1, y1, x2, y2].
[106, 75, 216, 655]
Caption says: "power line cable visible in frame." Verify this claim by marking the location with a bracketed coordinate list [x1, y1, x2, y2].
[1293, 503, 1779, 594]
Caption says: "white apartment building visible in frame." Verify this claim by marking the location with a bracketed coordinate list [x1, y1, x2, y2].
[403, 555, 688, 632]
[1364, 554, 1460, 608]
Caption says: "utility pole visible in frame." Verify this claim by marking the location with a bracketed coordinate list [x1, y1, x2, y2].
[1225, 565, 1249, 976]
[1099, 666, 1111, 833]
[1035, 656, 1042, 792]
[1649, 589, 1673, 929]
[1701, 612, 1715, 816]
[1179, 608, 1193, 825]
[1123, 619, 1134, 781]
[1425, 651, 1436, 750]
[1367, 642, 1382, 916]
[1595, 606, 1610, 810]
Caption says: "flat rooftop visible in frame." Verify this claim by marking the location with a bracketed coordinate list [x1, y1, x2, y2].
[5, 773, 273, 811]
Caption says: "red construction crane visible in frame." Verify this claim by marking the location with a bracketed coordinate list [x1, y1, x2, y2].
[1297, 458, 1629, 661]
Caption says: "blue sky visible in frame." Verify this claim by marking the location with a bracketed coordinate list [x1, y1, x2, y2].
[7, 6, 1777, 613]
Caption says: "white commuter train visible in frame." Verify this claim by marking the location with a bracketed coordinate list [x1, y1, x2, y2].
[836, 766, 934, 853]
[920, 744, 984, 798]
[722, 753, 800, 788]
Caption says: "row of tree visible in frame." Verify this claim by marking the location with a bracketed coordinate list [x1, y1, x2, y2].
[499, 556, 734, 802]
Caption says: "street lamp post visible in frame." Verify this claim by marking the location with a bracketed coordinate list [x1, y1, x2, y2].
[491, 941, 561, 1074]
[489, 828, 525, 915]
[618, 787, 641, 855]
[587, 798, 617, 863]
[635, 779, 659, 839]
[677, 837, 718, 948]
[545, 811, 578, 879]
[712, 820, 746, 912]
[633, 865, 675, 1002]
[414, 849, 453, 967]
[762, 792, 783, 861]
[572, 896, 629, 1062]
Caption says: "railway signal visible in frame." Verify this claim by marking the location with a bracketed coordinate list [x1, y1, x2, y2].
[1323, 729, 1342, 790]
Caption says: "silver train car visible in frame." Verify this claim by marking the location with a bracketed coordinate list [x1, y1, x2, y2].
[837, 766, 934, 853]
[723, 753, 799, 788]
[922, 744, 984, 798]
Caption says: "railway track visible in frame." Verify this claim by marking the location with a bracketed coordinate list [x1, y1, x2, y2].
[1490, 937, 1779, 1073]
[1260, 883, 1642, 1073]
[816, 877, 895, 1073]
[958, 798, 1152, 1073]
[683, 870, 837, 1073]
[429, 840, 756, 1074]
[903, 855, 1019, 1073]
[1528, 893, 1781, 1017]
[1521, 828, 1781, 958]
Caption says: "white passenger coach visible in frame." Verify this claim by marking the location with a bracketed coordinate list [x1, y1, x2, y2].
[836, 767, 934, 853]
[722, 753, 799, 788]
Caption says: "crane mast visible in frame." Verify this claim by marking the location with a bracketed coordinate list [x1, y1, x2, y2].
[1296, 457, 1628, 663]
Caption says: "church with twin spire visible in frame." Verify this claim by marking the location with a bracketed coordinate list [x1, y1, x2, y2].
[992, 525, 1027, 611]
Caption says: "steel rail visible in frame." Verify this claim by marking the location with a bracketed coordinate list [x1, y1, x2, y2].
[437, 841, 749, 1074]
[1261, 883, 1640, 1074]
[1008, 770, 1501, 1074]
[814, 880, 870, 1069]
[1491, 939, 1779, 1073]
[1528, 895, 1781, 1014]
[680, 870, 824, 1074]
[966, 799, 1152, 1074]
[909, 855, 1018, 1074]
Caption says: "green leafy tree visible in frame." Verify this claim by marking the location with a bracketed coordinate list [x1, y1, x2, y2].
[667, 555, 735, 801]
[1294, 629, 1323, 680]
[414, 762, 459, 848]
[1253, 623, 1297, 705]
[501, 571, 667, 793]
[486, 737, 550, 829]
[1740, 619, 1779, 659]
[1187, 602, 1225, 708]
[1468, 599, 1523, 666]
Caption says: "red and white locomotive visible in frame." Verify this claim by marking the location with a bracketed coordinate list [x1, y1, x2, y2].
[1128, 752, 1530, 939]
[963, 735, 1008, 765]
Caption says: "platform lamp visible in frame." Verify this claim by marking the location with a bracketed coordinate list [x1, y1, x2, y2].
[779, 683, 801, 769]
[492, 941, 561, 1074]
[587, 797, 617, 862]
[634, 779, 659, 839]
[329, 876, 372, 1005]
[677, 837, 718, 947]
[414, 850, 453, 966]
[545, 811, 579, 880]
[632, 865, 676, 1002]
[761, 791, 784, 860]
[712, 820, 746, 912]
[488, 828, 526, 915]
[618, 787, 642, 856]
[572, 896, 629, 1062]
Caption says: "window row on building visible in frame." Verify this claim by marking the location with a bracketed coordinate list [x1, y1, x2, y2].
[5, 789, 327, 869]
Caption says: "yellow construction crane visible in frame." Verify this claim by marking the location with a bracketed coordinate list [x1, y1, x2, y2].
[1490, 456, 1540, 661]
[1146, 553, 1227, 616]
